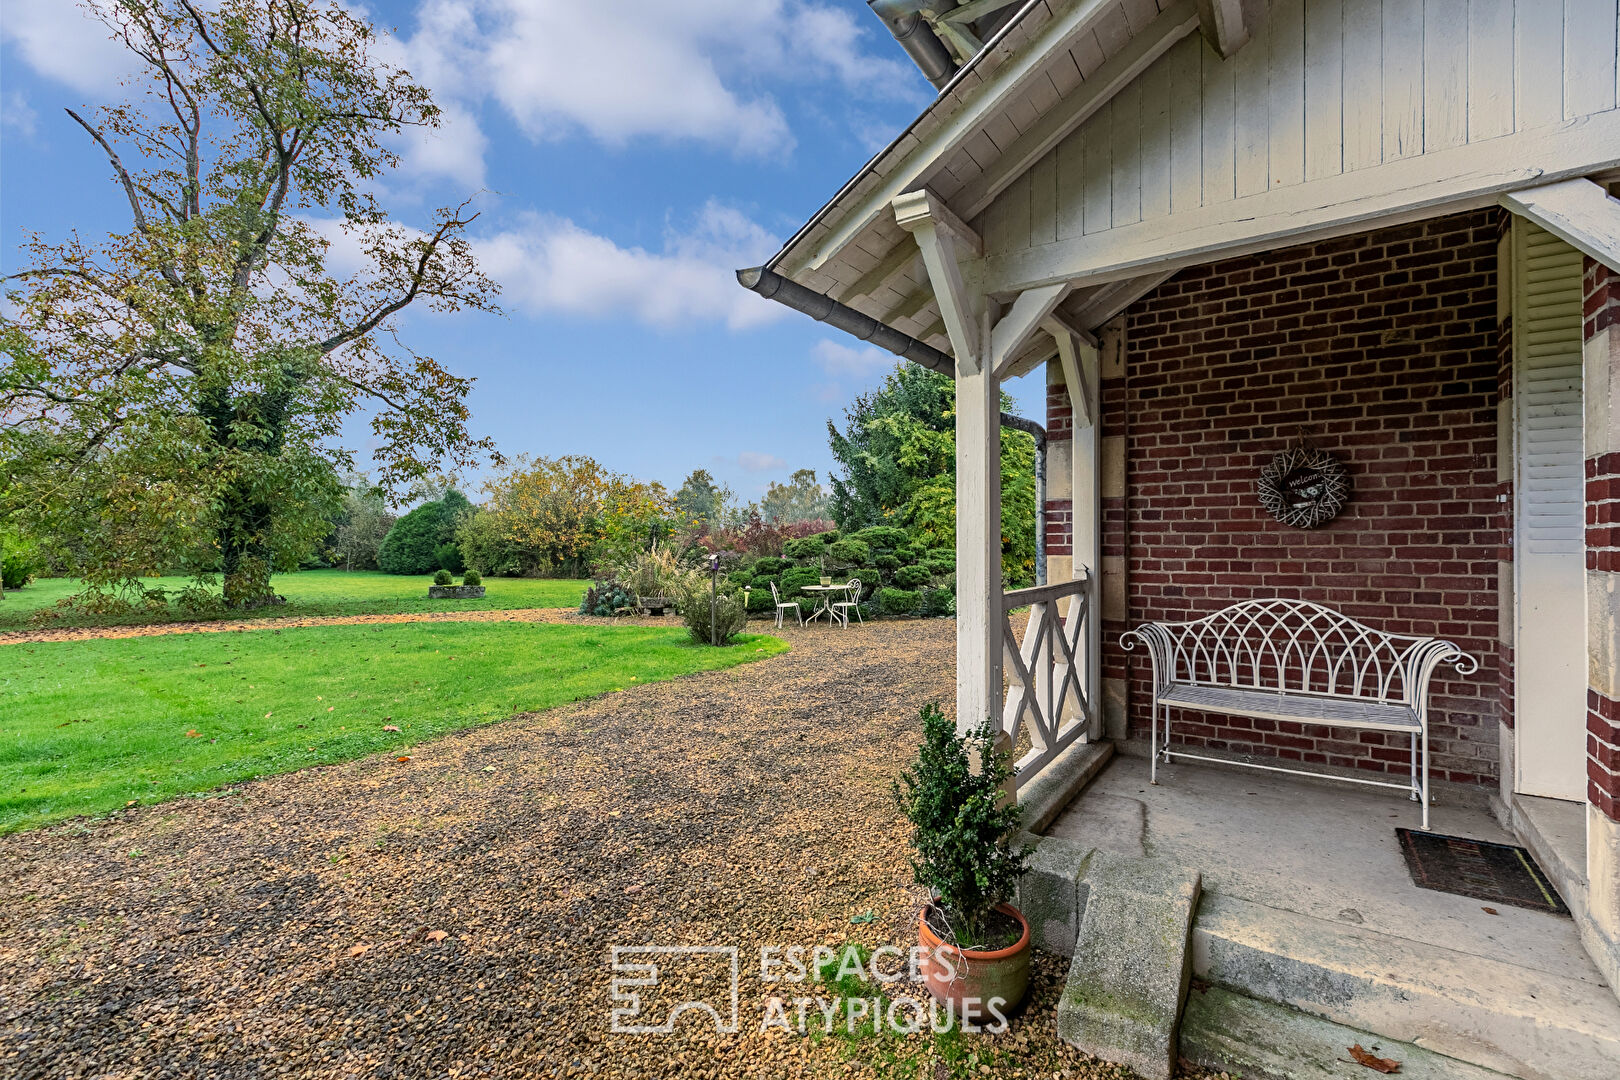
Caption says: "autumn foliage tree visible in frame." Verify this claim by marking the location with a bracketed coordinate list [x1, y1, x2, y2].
[475, 456, 669, 576]
[0, 0, 498, 608]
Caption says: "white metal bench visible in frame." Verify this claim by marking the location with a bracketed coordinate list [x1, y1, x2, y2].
[1120, 599, 1477, 829]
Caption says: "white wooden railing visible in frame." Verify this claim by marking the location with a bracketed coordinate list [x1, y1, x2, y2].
[1001, 571, 1096, 790]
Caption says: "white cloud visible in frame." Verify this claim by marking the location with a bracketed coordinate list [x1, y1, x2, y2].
[478, 202, 781, 329]
[738, 451, 786, 472]
[305, 199, 783, 331]
[397, 0, 919, 159]
[1, 91, 38, 137]
[812, 338, 896, 378]
[0, 1, 138, 95]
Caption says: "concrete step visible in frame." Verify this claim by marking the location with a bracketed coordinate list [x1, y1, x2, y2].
[1192, 892, 1620, 1080]
[1181, 985, 1514, 1080]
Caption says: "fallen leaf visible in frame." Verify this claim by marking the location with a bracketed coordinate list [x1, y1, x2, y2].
[483, 765, 496, 772]
[624, 884, 642, 894]
[1348, 1044, 1401, 1073]
[348, 944, 370, 957]
[185, 730, 201, 738]
[425, 930, 448, 942]
[382, 725, 400, 732]
[264, 712, 272, 718]
[396, 756, 410, 763]
[1481, 906, 1499, 916]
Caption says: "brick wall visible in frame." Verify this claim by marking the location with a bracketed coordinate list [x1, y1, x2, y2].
[1585, 257, 1620, 820]
[1082, 210, 1504, 786]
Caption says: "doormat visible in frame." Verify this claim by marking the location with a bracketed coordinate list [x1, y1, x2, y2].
[1396, 829, 1570, 916]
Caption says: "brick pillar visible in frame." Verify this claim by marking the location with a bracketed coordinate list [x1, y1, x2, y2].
[1495, 220, 1516, 810]
[1582, 255, 1620, 995]
[1044, 363, 1074, 585]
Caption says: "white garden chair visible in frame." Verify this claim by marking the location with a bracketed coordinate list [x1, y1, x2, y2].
[769, 580, 802, 628]
[832, 578, 863, 627]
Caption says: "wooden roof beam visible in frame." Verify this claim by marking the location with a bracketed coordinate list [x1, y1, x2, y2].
[1501, 178, 1620, 273]
[1195, 0, 1249, 59]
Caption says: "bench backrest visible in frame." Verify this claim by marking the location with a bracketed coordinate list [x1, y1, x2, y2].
[1123, 599, 1470, 705]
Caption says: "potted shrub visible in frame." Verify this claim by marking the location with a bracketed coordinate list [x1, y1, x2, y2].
[428, 569, 486, 599]
[893, 705, 1032, 1021]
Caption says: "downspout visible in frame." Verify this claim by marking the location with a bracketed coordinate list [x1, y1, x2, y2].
[738, 265, 1049, 586]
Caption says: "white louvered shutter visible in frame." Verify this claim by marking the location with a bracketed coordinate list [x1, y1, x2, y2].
[1513, 218, 1587, 802]
[1515, 222, 1585, 555]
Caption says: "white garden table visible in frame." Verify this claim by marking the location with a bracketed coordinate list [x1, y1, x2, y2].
[801, 583, 857, 626]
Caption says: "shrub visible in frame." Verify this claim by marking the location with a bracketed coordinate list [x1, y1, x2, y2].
[780, 565, 822, 597]
[671, 577, 747, 645]
[875, 587, 921, 616]
[896, 545, 923, 564]
[782, 535, 831, 562]
[921, 588, 955, 617]
[615, 548, 686, 600]
[433, 569, 453, 586]
[434, 542, 464, 574]
[1, 550, 38, 590]
[892, 707, 1031, 949]
[745, 587, 776, 613]
[849, 525, 908, 551]
[894, 564, 932, 589]
[462, 570, 482, 587]
[850, 570, 881, 599]
[579, 578, 634, 616]
[825, 538, 871, 570]
[873, 553, 901, 572]
[751, 556, 787, 577]
[924, 555, 955, 577]
[378, 492, 469, 575]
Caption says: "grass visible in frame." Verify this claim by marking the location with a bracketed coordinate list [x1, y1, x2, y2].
[0, 621, 789, 832]
[0, 569, 589, 630]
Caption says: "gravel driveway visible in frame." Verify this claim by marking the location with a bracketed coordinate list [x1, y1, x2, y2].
[0, 618, 1158, 1080]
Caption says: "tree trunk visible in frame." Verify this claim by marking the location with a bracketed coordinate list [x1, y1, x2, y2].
[219, 493, 280, 609]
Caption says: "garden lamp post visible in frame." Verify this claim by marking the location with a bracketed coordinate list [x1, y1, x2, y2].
[710, 553, 719, 647]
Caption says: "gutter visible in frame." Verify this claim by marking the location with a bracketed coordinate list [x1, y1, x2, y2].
[739, 264, 1048, 585]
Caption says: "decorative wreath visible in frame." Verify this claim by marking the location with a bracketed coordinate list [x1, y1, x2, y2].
[1257, 445, 1349, 529]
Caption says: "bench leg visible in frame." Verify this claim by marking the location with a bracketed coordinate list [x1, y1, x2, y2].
[1409, 732, 1419, 802]
[1150, 698, 1158, 784]
[1420, 725, 1431, 831]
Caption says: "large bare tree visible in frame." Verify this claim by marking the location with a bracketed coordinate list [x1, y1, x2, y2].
[0, 0, 499, 608]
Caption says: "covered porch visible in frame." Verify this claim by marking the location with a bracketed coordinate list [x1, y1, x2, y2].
[741, 1, 1620, 1075]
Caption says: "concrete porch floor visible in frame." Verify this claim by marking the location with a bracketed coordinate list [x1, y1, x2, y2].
[1045, 755, 1620, 1078]
[1048, 755, 1601, 983]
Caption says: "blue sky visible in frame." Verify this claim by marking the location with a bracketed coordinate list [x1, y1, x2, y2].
[1, 0, 1044, 502]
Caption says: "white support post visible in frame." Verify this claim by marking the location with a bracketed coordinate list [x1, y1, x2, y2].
[894, 190, 1002, 741]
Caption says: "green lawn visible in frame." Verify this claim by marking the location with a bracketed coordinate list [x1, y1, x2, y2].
[0, 569, 589, 629]
[0, 622, 788, 832]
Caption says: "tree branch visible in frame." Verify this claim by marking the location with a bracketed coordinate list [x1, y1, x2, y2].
[64, 108, 185, 291]
[315, 212, 477, 356]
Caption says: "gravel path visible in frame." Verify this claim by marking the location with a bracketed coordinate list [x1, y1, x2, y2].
[0, 620, 1190, 1079]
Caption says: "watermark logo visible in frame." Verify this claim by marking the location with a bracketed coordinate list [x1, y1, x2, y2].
[609, 945, 740, 1034]
[609, 944, 1007, 1037]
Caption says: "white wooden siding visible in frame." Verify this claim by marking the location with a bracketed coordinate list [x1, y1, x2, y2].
[980, 0, 1620, 259]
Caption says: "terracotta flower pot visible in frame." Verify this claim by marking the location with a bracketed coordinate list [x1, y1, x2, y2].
[916, 902, 1031, 1023]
